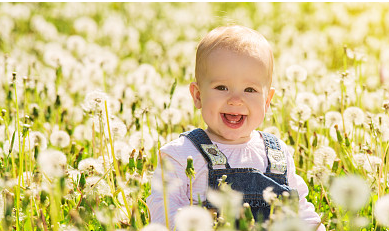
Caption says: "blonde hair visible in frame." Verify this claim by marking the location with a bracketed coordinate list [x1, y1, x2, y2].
[195, 25, 273, 86]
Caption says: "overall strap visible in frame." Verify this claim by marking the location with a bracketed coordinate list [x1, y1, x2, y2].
[259, 131, 287, 174]
[180, 128, 231, 170]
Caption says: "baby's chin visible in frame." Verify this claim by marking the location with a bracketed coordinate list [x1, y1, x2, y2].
[207, 128, 252, 144]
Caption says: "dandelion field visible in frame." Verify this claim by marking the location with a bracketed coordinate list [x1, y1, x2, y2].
[1, 2, 389, 231]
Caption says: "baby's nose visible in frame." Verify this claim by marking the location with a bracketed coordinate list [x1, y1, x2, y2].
[227, 94, 243, 106]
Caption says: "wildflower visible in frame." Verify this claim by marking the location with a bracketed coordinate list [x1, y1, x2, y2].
[112, 141, 131, 164]
[67, 168, 81, 183]
[82, 90, 109, 114]
[175, 206, 213, 231]
[313, 146, 337, 168]
[140, 223, 169, 231]
[296, 92, 318, 112]
[105, 118, 127, 138]
[269, 218, 311, 231]
[38, 149, 67, 178]
[207, 187, 243, 219]
[73, 16, 97, 38]
[290, 104, 312, 122]
[50, 130, 70, 148]
[352, 153, 367, 168]
[160, 107, 183, 125]
[307, 166, 332, 186]
[263, 187, 277, 204]
[329, 175, 370, 212]
[363, 155, 382, 173]
[78, 157, 104, 175]
[85, 176, 111, 196]
[73, 125, 92, 141]
[66, 35, 86, 54]
[374, 194, 389, 227]
[264, 126, 281, 139]
[117, 187, 135, 206]
[286, 64, 307, 82]
[14, 133, 35, 153]
[324, 111, 342, 128]
[30, 131, 47, 151]
[343, 106, 365, 125]
[129, 131, 154, 151]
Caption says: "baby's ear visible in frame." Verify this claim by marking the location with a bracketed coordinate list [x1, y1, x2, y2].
[189, 82, 202, 109]
[265, 87, 275, 112]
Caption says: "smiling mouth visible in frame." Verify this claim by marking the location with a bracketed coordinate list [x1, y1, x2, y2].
[223, 113, 244, 123]
[221, 113, 246, 128]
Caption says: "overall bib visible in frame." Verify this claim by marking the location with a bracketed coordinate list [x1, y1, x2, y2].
[180, 128, 297, 221]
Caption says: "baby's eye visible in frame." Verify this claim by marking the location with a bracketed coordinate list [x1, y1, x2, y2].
[244, 87, 257, 93]
[215, 85, 228, 91]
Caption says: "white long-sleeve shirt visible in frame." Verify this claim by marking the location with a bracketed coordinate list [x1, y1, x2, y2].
[146, 130, 325, 230]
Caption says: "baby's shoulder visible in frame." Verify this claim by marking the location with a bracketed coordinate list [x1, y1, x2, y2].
[160, 135, 204, 162]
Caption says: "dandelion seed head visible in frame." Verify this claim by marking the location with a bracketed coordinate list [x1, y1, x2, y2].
[117, 187, 134, 206]
[324, 111, 343, 128]
[352, 153, 367, 168]
[73, 125, 92, 141]
[263, 187, 277, 204]
[290, 104, 312, 122]
[50, 130, 70, 148]
[363, 155, 382, 173]
[112, 141, 131, 164]
[307, 166, 332, 186]
[344, 106, 365, 125]
[374, 194, 389, 227]
[73, 16, 97, 38]
[161, 107, 183, 126]
[296, 92, 319, 112]
[314, 146, 337, 168]
[82, 90, 110, 114]
[38, 149, 67, 178]
[85, 176, 111, 196]
[329, 175, 370, 212]
[105, 119, 127, 138]
[66, 35, 86, 54]
[207, 187, 243, 218]
[129, 131, 154, 151]
[286, 64, 307, 82]
[30, 131, 47, 151]
[78, 157, 104, 175]
[67, 168, 81, 183]
[175, 206, 213, 231]
[140, 223, 169, 231]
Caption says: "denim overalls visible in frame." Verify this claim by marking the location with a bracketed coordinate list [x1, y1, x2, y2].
[180, 128, 297, 221]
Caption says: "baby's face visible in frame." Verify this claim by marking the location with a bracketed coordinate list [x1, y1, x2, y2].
[190, 49, 274, 144]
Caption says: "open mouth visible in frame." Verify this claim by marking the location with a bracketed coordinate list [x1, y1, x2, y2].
[223, 113, 243, 123]
[221, 113, 246, 128]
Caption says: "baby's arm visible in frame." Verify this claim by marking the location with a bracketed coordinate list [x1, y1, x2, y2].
[146, 149, 189, 230]
[282, 142, 326, 231]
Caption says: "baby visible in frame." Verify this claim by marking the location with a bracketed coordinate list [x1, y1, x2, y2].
[147, 25, 325, 230]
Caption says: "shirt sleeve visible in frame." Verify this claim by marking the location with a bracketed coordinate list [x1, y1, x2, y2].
[146, 143, 190, 231]
[282, 141, 326, 231]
